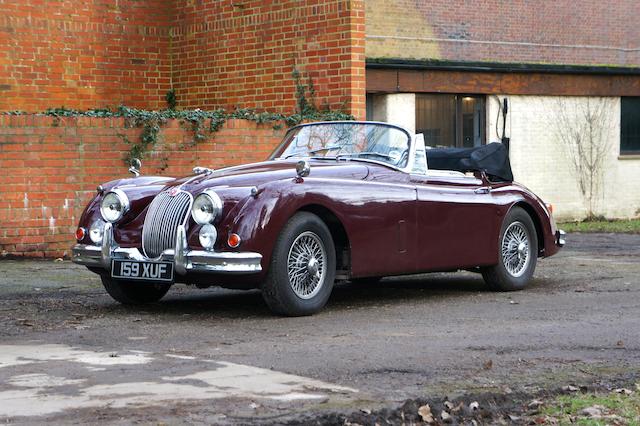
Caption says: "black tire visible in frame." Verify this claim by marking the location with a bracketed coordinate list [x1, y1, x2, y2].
[262, 212, 336, 316]
[482, 207, 538, 291]
[101, 275, 171, 305]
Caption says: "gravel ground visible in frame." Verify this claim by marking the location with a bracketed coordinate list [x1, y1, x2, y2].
[0, 232, 638, 424]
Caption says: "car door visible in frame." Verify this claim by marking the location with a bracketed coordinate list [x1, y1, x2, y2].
[410, 172, 501, 272]
[347, 169, 419, 278]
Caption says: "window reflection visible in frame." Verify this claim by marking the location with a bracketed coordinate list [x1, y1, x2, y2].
[416, 94, 485, 148]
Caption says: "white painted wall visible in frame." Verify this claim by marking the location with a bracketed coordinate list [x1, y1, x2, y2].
[370, 93, 416, 133]
[487, 95, 640, 221]
[368, 93, 640, 220]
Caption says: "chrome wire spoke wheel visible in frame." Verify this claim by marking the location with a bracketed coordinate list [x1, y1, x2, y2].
[501, 221, 531, 277]
[287, 231, 327, 299]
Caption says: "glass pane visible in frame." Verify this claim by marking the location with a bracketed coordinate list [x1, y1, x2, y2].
[621, 97, 640, 153]
[270, 122, 411, 168]
[461, 96, 483, 148]
[415, 94, 456, 148]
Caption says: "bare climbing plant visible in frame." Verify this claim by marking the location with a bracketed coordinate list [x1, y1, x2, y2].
[550, 97, 615, 219]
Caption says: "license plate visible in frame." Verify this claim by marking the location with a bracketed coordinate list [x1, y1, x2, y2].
[111, 260, 174, 282]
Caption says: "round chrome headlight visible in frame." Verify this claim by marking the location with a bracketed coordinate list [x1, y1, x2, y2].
[89, 219, 105, 244]
[191, 190, 223, 225]
[100, 189, 130, 223]
[199, 224, 218, 250]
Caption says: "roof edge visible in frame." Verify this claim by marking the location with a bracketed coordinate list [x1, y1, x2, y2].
[366, 58, 640, 76]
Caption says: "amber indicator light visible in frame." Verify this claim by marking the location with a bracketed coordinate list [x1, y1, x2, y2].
[227, 233, 241, 248]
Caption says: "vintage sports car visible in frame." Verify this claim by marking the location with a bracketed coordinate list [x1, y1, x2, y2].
[72, 121, 565, 316]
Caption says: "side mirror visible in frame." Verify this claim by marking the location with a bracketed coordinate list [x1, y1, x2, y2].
[128, 158, 142, 177]
[296, 159, 310, 178]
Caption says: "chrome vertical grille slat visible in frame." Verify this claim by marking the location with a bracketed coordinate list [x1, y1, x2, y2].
[142, 190, 192, 259]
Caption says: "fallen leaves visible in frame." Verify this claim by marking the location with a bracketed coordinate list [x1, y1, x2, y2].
[561, 385, 579, 392]
[417, 404, 433, 423]
[579, 405, 604, 417]
[614, 387, 633, 395]
[527, 399, 544, 409]
[439, 410, 452, 423]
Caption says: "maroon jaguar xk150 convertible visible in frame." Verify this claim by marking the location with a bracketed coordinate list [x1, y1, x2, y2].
[72, 121, 565, 316]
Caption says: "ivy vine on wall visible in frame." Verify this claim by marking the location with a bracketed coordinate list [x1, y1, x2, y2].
[2, 69, 354, 165]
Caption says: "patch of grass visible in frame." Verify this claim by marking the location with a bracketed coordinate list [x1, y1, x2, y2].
[542, 389, 640, 425]
[559, 219, 640, 234]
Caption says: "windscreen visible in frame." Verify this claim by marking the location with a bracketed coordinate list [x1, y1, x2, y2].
[270, 122, 411, 168]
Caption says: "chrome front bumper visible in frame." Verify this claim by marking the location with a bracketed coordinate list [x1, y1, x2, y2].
[71, 223, 262, 275]
[556, 229, 566, 247]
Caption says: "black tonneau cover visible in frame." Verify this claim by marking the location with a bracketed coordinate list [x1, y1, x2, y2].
[426, 142, 513, 182]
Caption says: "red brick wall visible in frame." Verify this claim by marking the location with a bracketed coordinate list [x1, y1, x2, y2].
[366, 0, 640, 67]
[0, 116, 284, 257]
[171, 0, 365, 118]
[0, 0, 365, 117]
[0, 0, 173, 111]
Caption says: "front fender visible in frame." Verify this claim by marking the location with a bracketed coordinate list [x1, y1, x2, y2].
[223, 176, 418, 277]
[75, 176, 175, 246]
[221, 178, 337, 271]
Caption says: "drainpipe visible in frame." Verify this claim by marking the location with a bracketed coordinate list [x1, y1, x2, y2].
[501, 98, 510, 154]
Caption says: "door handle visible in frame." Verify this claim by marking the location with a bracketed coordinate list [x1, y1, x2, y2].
[474, 187, 491, 194]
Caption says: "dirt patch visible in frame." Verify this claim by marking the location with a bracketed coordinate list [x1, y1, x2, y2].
[1, 233, 639, 423]
[284, 375, 640, 425]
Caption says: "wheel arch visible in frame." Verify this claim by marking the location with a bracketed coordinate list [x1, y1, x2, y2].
[511, 201, 545, 256]
[298, 204, 351, 275]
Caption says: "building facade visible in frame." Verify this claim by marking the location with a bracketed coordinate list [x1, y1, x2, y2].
[364, 0, 640, 220]
[1, 0, 639, 222]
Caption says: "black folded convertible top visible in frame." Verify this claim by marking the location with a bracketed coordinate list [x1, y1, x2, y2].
[426, 142, 513, 182]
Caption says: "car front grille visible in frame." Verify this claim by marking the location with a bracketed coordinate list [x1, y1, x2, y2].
[142, 190, 192, 258]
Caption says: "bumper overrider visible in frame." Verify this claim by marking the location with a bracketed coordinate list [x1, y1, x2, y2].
[556, 229, 566, 247]
[72, 223, 262, 276]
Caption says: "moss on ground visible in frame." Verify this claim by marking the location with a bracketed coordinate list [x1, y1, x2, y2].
[559, 219, 640, 234]
[542, 387, 640, 425]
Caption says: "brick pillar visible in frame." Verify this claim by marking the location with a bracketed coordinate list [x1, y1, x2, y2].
[346, 0, 367, 120]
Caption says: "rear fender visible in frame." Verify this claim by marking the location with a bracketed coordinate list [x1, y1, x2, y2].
[494, 186, 559, 258]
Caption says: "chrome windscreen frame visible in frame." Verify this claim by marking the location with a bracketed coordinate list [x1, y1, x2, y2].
[270, 121, 417, 174]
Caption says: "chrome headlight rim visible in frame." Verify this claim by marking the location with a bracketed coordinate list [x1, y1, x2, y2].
[100, 189, 130, 223]
[191, 189, 223, 225]
[89, 219, 106, 244]
[198, 223, 218, 251]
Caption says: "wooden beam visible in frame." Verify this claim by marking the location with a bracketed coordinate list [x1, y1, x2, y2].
[367, 68, 640, 96]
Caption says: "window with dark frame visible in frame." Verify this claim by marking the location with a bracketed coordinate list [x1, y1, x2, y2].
[621, 97, 640, 154]
[365, 94, 374, 121]
[415, 94, 485, 148]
